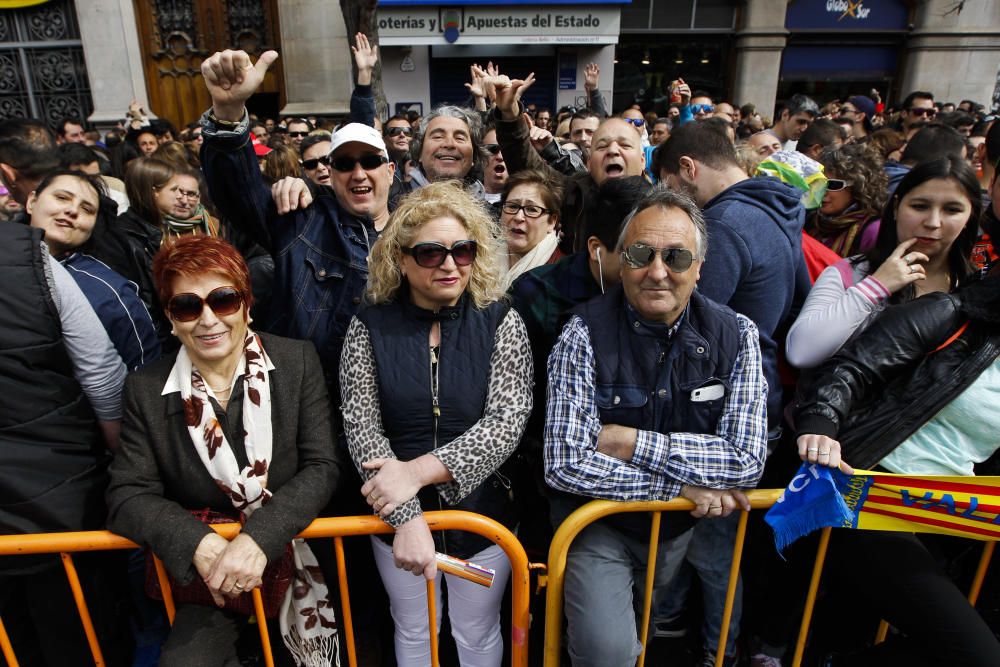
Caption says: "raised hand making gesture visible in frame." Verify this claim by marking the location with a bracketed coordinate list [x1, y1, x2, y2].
[352, 32, 378, 86]
[493, 71, 536, 121]
[201, 49, 279, 122]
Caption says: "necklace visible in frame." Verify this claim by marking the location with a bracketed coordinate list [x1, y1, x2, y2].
[207, 382, 233, 394]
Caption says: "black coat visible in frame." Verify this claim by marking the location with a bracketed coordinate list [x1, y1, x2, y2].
[795, 276, 1000, 469]
[106, 333, 343, 584]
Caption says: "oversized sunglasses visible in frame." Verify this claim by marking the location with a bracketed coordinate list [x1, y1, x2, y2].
[167, 286, 244, 322]
[288, 131, 310, 138]
[826, 178, 852, 191]
[330, 154, 389, 172]
[301, 155, 331, 170]
[483, 143, 502, 155]
[622, 243, 695, 272]
[624, 118, 645, 128]
[691, 104, 715, 115]
[909, 107, 937, 117]
[401, 240, 478, 268]
[386, 126, 413, 137]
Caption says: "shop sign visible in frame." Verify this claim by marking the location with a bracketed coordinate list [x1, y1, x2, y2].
[785, 0, 909, 31]
[377, 6, 621, 45]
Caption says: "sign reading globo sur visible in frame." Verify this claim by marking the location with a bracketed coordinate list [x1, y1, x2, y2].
[785, 0, 910, 31]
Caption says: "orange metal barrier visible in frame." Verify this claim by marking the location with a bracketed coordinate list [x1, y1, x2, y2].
[0, 511, 531, 667]
[542, 491, 998, 667]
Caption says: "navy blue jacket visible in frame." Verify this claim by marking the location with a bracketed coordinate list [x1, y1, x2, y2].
[698, 177, 809, 428]
[62, 252, 160, 370]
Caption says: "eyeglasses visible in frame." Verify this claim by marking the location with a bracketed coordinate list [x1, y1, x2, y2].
[502, 202, 549, 218]
[691, 104, 715, 115]
[167, 286, 244, 322]
[288, 131, 310, 138]
[483, 143, 501, 155]
[330, 154, 389, 172]
[300, 155, 331, 170]
[401, 240, 478, 268]
[386, 126, 413, 138]
[177, 189, 200, 200]
[826, 178, 853, 191]
[624, 118, 645, 128]
[621, 243, 695, 272]
[838, 106, 859, 115]
[909, 107, 937, 118]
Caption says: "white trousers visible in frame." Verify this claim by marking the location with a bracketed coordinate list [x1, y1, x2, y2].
[370, 536, 512, 667]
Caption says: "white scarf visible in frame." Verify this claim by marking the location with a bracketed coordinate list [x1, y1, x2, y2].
[503, 231, 560, 289]
[164, 331, 339, 666]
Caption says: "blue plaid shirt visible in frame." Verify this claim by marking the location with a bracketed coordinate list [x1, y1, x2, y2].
[543, 313, 767, 502]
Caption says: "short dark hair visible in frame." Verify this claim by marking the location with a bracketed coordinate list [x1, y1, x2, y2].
[55, 117, 84, 138]
[779, 93, 819, 119]
[0, 137, 58, 180]
[985, 121, 1000, 171]
[298, 133, 332, 157]
[286, 117, 314, 131]
[585, 176, 651, 250]
[653, 120, 738, 176]
[385, 114, 410, 130]
[570, 109, 600, 127]
[900, 124, 967, 166]
[864, 157, 980, 298]
[690, 90, 712, 101]
[938, 111, 976, 130]
[798, 119, 842, 152]
[0, 118, 55, 147]
[57, 142, 99, 169]
[901, 91, 934, 110]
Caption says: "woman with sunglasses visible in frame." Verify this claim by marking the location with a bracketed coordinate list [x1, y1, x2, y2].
[808, 143, 889, 257]
[340, 181, 532, 666]
[787, 157, 981, 369]
[107, 235, 341, 666]
[27, 169, 160, 370]
[500, 169, 564, 288]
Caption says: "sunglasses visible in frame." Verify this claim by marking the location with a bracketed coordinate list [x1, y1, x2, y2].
[691, 104, 715, 115]
[483, 143, 501, 155]
[168, 286, 244, 322]
[838, 106, 859, 115]
[288, 131, 310, 138]
[501, 202, 549, 218]
[401, 240, 478, 268]
[624, 118, 645, 128]
[826, 178, 852, 191]
[301, 155, 331, 170]
[330, 154, 389, 172]
[386, 126, 413, 138]
[622, 243, 695, 272]
[909, 107, 937, 117]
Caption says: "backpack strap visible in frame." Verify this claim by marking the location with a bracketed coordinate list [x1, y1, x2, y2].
[931, 321, 969, 354]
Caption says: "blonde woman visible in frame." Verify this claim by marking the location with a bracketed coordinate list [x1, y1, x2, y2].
[340, 181, 532, 666]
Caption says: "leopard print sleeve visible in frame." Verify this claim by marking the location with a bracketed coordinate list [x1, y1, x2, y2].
[340, 316, 422, 528]
[432, 308, 533, 504]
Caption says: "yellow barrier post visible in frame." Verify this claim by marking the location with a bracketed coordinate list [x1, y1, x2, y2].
[792, 527, 831, 667]
[60, 553, 106, 666]
[251, 589, 274, 667]
[636, 511, 662, 667]
[715, 510, 750, 667]
[0, 614, 19, 667]
[427, 580, 440, 667]
[967, 541, 995, 605]
[334, 536, 359, 667]
[151, 555, 176, 625]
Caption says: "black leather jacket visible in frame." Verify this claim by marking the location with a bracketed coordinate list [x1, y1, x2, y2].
[795, 276, 1000, 469]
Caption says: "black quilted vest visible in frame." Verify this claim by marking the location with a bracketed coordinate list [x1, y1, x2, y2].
[358, 293, 514, 558]
[571, 286, 743, 540]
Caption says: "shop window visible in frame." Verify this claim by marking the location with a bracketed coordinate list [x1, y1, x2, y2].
[693, 0, 736, 30]
[651, 0, 694, 30]
[621, 0, 652, 31]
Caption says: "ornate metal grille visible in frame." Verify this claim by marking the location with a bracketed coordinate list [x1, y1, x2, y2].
[0, 0, 92, 125]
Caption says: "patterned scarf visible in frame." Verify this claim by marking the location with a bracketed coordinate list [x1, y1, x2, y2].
[166, 332, 338, 666]
[161, 203, 217, 237]
[809, 206, 877, 258]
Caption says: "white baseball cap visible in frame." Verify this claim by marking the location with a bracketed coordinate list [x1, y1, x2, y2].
[328, 123, 388, 158]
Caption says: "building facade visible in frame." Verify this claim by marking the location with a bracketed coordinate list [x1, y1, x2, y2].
[0, 0, 998, 130]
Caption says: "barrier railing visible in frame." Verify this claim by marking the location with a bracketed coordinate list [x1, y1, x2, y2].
[543, 490, 998, 667]
[0, 510, 531, 667]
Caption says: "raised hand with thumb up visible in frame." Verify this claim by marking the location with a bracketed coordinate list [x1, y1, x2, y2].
[201, 49, 279, 122]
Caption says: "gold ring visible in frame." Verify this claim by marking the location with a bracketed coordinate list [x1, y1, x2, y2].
[234, 583, 244, 590]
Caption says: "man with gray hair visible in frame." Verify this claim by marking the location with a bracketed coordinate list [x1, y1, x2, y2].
[771, 93, 820, 151]
[390, 105, 487, 203]
[544, 185, 768, 667]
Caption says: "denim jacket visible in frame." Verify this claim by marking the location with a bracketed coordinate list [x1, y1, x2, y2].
[200, 110, 376, 391]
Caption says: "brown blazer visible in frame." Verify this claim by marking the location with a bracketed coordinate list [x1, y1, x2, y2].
[106, 332, 342, 584]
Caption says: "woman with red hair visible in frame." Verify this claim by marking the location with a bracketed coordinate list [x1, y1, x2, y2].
[107, 235, 342, 666]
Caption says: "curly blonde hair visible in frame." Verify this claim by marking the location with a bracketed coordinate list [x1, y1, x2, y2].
[366, 180, 505, 309]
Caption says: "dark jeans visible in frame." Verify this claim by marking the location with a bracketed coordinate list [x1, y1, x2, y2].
[826, 529, 1000, 667]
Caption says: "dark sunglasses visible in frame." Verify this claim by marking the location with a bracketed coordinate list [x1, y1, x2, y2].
[330, 154, 389, 172]
[168, 286, 244, 322]
[624, 118, 645, 128]
[691, 104, 715, 115]
[826, 178, 852, 191]
[401, 240, 478, 268]
[838, 106, 858, 115]
[622, 243, 695, 272]
[909, 107, 937, 117]
[386, 126, 413, 138]
[483, 143, 501, 155]
[288, 131, 310, 138]
[301, 155, 331, 170]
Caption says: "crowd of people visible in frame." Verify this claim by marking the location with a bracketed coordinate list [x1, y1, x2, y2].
[1, 31, 999, 667]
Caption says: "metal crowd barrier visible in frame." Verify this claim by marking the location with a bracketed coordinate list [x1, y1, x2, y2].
[543, 490, 998, 667]
[0, 510, 532, 667]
